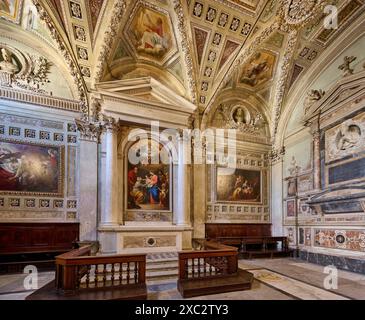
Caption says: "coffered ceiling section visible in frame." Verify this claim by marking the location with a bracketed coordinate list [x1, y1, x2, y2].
[187, 0, 284, 110]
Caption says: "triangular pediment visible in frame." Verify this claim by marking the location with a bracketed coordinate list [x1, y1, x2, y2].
[304, 70, 365, 123]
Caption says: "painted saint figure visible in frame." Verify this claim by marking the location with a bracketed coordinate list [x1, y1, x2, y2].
[0, 0, 11, 14]
[135, 9, 169, 56]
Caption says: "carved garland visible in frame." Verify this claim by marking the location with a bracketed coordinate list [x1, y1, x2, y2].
[270, 28, 298, 142]
[93, 0, 126, 85]
[172, 0, 197, 104]
[31, 0, 88, 115]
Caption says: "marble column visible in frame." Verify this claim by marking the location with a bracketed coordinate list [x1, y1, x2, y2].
[101, 123, 120, 226]
[76, 118, 103, 242]
[176, 135, 191, 227]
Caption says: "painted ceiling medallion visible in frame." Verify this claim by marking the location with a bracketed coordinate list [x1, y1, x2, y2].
[284, 0, 319, 25]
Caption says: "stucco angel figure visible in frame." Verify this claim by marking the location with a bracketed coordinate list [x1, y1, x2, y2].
[304, 89, 325, 114]
[0, 48, 19, 74]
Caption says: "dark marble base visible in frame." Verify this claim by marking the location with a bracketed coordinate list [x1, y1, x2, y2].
[297, 249, 365, 275]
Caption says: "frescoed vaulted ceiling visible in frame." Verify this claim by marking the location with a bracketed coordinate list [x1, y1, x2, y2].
[1, 0, 365, 142]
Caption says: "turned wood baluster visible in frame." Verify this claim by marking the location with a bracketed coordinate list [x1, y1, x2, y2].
[209, 258, 213, 276]
[203, 258, 207, 277]
[119, 263, 123, 285]
[111, 263, 115, 286]
[94, 264, 99, 287]
[103, 264, 107, 286]
[198, 258, 201, 278]
[192, 258, 195, 278]
[183, 259, 188, 280]
[134, 262, 138, 284]
[127, 262, 130, 284]
[86, 265, 90, 288]
[76, 266, 81, 289]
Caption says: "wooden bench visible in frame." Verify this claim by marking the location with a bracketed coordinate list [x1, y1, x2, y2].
[177, 240, 254, 298]
[0, 223, 79, 274]
[214, 236, 294, 259]
[27, 246, 147, 300]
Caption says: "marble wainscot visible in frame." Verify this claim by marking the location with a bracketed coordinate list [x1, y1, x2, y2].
[298, 248, 365, 274]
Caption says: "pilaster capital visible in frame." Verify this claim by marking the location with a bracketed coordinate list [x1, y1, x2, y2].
[75, 117, 103, 143]
[269, 146, 285, 165]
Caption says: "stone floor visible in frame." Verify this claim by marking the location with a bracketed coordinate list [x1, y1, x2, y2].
[0, 258, 364, 300]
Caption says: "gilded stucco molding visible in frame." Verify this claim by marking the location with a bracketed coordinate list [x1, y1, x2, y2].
[31, 0, 88, 115]
[172, 0, 198, 104]
[270, 28, 298, 143]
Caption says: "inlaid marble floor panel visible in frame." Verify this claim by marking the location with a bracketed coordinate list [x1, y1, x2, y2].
[238, 258, 365, 300]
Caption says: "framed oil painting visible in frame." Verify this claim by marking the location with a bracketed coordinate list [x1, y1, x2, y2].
[0, 0, 23, 24]
[286, 199, 296, 217]
[216, 167, 261, 203]
[126, 139, 171, 211]
[0, 139, 64, 196]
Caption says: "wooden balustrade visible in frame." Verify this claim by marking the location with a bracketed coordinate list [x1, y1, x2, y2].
[177, 240, 253, 298]
[55, 246, 146, 296]
[178, 240, 238, 281]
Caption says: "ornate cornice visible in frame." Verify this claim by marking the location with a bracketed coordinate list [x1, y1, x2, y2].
[31, 0, 88, 115]
[172, 0, 197, 104]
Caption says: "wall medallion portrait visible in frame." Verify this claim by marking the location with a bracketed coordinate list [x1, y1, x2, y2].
[0, 139, 63, 196]
[127, 139, 171, 211]
[216, 167, 261, 203]
[325, 115, 365, 162]
[0, 0, 23, 24]
[128, 6, 173, 60]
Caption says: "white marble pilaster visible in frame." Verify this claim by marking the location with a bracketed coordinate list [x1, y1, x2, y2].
[271, 158, 284, 236]
[176, 135, 191, 227]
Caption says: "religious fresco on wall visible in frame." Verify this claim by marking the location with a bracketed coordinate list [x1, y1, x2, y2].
[129, 6, 173, 60]
[239, 51, 275, 87]
[216, 167, 261, 203]
[0, 0, 23, 24]
[0, 140, 63, 195]
[127, 139, 171, 211]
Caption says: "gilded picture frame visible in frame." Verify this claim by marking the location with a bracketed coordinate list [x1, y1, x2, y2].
[0, 0, 24, 24]
[0, 138, 64, 197]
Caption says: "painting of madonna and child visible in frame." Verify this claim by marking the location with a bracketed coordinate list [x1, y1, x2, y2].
[216, 167, 261, 203]
[0, 140, 62, 194]
[127, 139, 171, 211]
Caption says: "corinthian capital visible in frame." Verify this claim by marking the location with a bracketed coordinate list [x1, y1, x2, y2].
[102, 114, 120, 133]
[75, 118, 103, 143]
